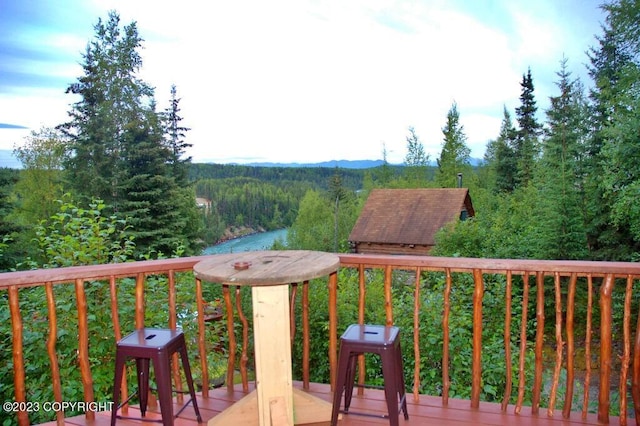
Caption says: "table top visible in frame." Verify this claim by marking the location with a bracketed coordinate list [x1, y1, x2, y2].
[193, 250, 340, 286]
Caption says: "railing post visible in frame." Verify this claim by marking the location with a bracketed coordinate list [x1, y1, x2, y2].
[470, 269, 483, 409]
[599, 274, 614, 424]
[328, 270, 338, 392]
[563, 273, 577, 419]
[632, 283, 640, 423]
[531, 272, 544, 415]
[74, 279, 95, 420]
[413, 267, 422, 403]
[195, 278, 209, 398]
[501, 270, 512, 413]
[8, 286, 29, 426]
[442, 268, 451, 406]
[45, 282, 64, 424]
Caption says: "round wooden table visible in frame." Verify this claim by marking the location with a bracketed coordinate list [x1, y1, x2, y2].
[194, 250, 340, 426]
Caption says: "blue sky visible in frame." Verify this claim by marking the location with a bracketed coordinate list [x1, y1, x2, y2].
[0, 0, 605, 164]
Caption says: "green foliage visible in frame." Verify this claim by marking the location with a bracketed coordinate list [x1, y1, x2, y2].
[12, 127, 67, 226]
[287, 188, 360, 253]
[29, 195, 134, 268]
[403, 126, 431, 186]
[287, 190, 334, 251]
[436, 102, 472, 187]
[0, 168, 23, 271]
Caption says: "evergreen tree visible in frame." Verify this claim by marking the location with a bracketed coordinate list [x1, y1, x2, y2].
[62, 11, 154, 208]
[585, 0, 640, 259]
[403, 126, 430, 186]
[514, 68, 542, 188]
[487, 107, 518, 193]
[436, 102, 471, 187]
[534, 57, 589, 259]
[377, 142, 394, 185]
[61, 11, 201, 257]
[328, 170, 348, 253]
[163, 84, 192, 186]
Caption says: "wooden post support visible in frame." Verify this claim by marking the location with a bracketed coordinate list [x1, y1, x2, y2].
[253, 284, 294, 426]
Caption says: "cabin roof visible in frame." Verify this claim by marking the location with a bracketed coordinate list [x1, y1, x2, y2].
[348, 188, 474, 246]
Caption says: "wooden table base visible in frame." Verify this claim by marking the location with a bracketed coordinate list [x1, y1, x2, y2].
[207, 388, 337, 425]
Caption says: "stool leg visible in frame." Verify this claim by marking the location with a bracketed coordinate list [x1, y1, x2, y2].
[136, 358, 150, 417]
[331, 345, 351, 425]
[111, 351, 125, 426]
[381, 349, 400, 426]
[344, 353, 358, 412]
[396, 344, 409, 420]
[153, 351, 175, 426]
[179, 343, 202, 422]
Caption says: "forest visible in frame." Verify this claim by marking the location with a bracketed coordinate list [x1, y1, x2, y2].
[0, 3, 639, 424]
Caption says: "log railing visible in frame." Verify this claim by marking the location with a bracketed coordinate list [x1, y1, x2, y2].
[335, 254, 640, 425]
[2, 253, 640, 425]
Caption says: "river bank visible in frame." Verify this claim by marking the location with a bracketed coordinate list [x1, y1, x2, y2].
[203, 229, 288, 254]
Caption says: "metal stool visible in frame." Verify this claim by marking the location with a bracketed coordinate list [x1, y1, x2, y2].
[331, 324, 408, 426]
[111, 328, 202, 426]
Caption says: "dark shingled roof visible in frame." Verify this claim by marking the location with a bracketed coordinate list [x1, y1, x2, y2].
[348, 188, 474, 246]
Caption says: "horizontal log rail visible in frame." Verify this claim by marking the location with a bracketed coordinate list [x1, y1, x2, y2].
[2, 254, 640, 425]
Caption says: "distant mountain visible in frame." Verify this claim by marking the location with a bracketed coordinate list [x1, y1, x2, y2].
[234, 158, 485, 168]
[0, 149, 483, 170]
[239, 159, 387, 169]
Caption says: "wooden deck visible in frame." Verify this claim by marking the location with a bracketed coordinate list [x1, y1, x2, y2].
[41, 381, 621, 426]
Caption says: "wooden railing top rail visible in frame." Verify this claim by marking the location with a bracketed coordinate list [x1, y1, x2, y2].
[0, 256, 206, 289]
[2, 253, 640, 290]
[338, 253, 640, 276]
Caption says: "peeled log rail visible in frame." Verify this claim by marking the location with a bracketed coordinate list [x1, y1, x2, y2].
[548, 272, 564, 417]
[563, 273, 577, 419]
[599, 274, 614, 423]
[471, 269, 484, 409]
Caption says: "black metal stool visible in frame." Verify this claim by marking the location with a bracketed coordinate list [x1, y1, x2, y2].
[111, 328, 202, 426]
[331, 324, 408, 426]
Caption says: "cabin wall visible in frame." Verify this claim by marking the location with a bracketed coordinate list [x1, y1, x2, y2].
[352, 242, 433, 256]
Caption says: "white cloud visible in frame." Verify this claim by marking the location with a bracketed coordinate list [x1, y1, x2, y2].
[0, 0, 605, 164]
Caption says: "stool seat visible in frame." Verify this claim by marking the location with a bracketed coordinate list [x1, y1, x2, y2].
[111, 328, 202, 426]
[331, 324, 408, 426]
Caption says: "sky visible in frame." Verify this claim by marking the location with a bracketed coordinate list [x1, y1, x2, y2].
[0, 0, 606, 165]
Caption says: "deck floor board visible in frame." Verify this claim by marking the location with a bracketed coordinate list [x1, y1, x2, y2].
[41, 381, 626, 426]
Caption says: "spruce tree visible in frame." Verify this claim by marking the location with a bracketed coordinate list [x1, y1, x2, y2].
[514, 68, 542, 188]
[585, 0, 640, 259]
[403, 126, 430, 186]
[436, 102, 471, 187]
[488, 107, 518, 193]
[534, 58, 589, 259]
[163, 84, 192, 186]
[62, 11, 154, 208]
